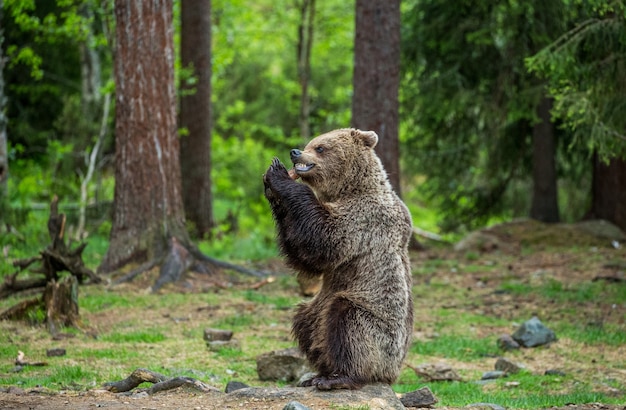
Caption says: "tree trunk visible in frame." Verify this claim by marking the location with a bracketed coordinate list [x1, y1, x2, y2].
[297, 0, 315, 141]
[100, 0, 189, 273]
[530, 96, 559, 223]
[0, 7, 8, 202]
[589, 155, 626, 232]
[351, 0, 402, 195]
[180, 0, 214, 238]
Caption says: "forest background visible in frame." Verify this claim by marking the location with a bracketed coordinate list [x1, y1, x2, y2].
[0, 0, 625, 272]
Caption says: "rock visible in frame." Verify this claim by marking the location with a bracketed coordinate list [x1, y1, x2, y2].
[410, 363, 462, 381]
[256, 348, 312, 382]
[466, 403, 506, 410]
[46, 348, 66, 357]
[494, 357, 523, 374]
[227, 384, 405, 410]
[481, 371, 507, 380]
[545, 369, 566, 376]
[203, 328, 233, 342]
[400, 386, 438, 408]
[497, 334, 520, 351]
[206, 339, 240, 352]
[574, 219, 626, 241]
[224, 380, 249, 393]
[512, 317, 557, 347]
[283, 401, 312, 410]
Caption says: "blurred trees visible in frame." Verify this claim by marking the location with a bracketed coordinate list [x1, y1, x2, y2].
[1, 2, 7, 203]
[527, 1, 626, 231]
[352, 0, 402, 195]
[2, 0, 626, 256]
[179, 0, 214, 238]
[400, 0, 597, 230]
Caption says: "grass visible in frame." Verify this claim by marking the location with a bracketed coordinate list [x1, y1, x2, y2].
[1, 220, 625, 408]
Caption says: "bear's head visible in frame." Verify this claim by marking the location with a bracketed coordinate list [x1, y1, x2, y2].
[290, 128, 387, 202]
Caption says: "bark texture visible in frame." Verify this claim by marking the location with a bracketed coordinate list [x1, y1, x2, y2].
[180, 0, 214, 238]
[100, 0, 188, 273]
[589, 155, 626, 232]
[0, 11, 8, 198]
[530, 97, 559, 223]
[351, 0, 402, 195]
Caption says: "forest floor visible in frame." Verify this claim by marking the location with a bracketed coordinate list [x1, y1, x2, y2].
[1, 219, 625, 409]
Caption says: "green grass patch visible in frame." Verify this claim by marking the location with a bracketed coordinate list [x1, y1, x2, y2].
[499, 278, 626, 305]
[1, 365, 97, 390]
[242, 289, 299, 309]
[556, 322, 626, 346]
[411, 334, 499, 360]
[100, 330, 166, 344]
[393, 372, 621, 409]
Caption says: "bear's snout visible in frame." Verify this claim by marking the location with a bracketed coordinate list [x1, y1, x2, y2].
[291, 149, 303, 163]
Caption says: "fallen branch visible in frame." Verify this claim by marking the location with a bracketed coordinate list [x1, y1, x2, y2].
[413, 226, 448, 243]
[104, 368, 219, 394]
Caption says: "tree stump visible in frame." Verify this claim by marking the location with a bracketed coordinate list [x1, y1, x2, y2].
[0, 196, 101, 335]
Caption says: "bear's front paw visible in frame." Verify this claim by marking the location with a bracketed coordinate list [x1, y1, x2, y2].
[263, 158, 291, 190]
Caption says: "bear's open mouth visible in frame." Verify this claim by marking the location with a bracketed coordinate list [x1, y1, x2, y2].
[294, 163, 315, 173]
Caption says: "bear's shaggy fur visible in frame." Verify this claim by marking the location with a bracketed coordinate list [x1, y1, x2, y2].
[263, 128, 413, 390]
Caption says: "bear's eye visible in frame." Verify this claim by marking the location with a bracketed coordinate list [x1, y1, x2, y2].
[315, 146, 325, 154]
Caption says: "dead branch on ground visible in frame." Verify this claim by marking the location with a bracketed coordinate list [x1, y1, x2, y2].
[104, 368, 219, 394]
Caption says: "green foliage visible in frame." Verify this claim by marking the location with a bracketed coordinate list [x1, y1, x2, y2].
[400, 0, 594, 231]
[526, 1, 626, 160]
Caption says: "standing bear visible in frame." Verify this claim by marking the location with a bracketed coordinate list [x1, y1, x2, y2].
[263, 128, 414, 390]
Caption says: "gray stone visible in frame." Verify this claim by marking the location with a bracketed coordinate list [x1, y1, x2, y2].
[481, 370, 507, 380]
[227, 384, 405, 410]
[256, 348, 312, 382]
[224, 380, 249, 393]
[497, 334, 520, 351]
[400, 386, 438, 408]
[203, 328, 233, 342]
[206, 339, 240, 352]
[494, 357, 523, 374]
[283, 401, 312, 410]
[411, 363, 462, 381]
[512, 317, 557, 347]
[46, 348, 66, 357]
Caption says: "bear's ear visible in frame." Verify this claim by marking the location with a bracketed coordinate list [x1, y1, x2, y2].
[352, 129, 378, 149]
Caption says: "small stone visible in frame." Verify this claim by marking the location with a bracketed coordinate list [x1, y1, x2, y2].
[207, 339, 240, 352]
[481, 371, 507, 380]
[256, 348, 312, 382]
[203, 328, 233, 342]
[497, 334, 520, 351]
[411, 363, 462, 381]
[400, 386, 438, 408]
[282, 401, 312, 410]
[494, 357, 523, 374]
[512, 317, 557, 347]
[225, 381, 249, 393]
[46, 348, 66, 357]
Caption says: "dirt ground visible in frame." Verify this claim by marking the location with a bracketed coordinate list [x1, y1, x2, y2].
[1, 220, 625, 409]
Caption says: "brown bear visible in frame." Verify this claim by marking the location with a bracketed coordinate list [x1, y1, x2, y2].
[263, 128, 414, 390]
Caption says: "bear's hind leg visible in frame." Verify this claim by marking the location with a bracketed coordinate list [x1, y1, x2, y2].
[309, 297, 374, 390]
